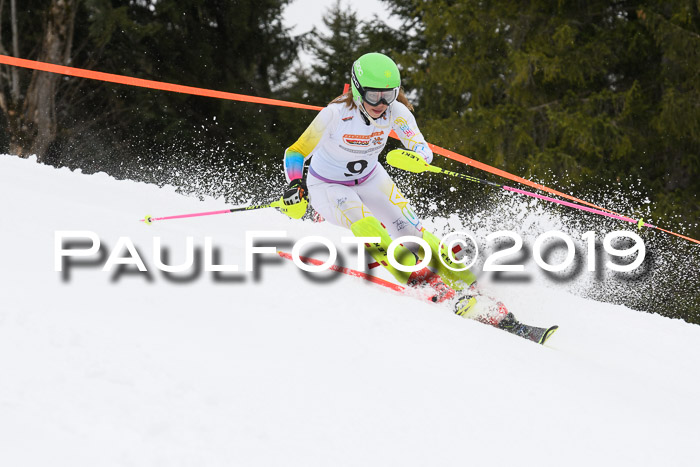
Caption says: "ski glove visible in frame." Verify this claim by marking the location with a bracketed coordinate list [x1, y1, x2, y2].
[413, 144, 433, 164]
[283, 178, 308, 206]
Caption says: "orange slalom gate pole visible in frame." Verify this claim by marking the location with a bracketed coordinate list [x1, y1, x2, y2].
[425, 145, 700, 245]
[0, 54, 324, 111]
[2, 54, 697, 244]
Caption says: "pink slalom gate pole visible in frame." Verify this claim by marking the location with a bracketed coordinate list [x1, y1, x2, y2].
[386, 150, 655, 230]
[443, 167, 654, 228]
[501, 186, 654, 228]
[140, 200, 282, 224]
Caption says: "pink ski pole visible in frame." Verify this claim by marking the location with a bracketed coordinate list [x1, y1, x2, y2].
[141, 200, 283, 224]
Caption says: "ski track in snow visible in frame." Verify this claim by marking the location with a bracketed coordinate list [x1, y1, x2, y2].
[1, 154, 699, 467]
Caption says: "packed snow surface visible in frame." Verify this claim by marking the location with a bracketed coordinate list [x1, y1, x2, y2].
[1, 154, 699, 467]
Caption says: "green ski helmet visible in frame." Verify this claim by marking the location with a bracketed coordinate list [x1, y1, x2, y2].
[351, 53, 401, 118]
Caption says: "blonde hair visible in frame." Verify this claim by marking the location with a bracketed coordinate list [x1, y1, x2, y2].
[330, 87, 414, 112]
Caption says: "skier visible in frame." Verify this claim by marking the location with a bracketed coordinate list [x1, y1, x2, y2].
[280, 52, 556, 343]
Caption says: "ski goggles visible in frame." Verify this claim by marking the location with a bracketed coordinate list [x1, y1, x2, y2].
[361, 87, 399, 106]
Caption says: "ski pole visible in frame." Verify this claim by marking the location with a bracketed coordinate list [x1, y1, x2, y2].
[386, 149, 655, 229]
[140, 200, 283, 224]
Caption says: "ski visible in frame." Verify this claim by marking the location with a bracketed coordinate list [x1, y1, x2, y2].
[277, 249, 403, 290]
[278, 250, 559, 345]
[514, 324, 559, 345]
[276, 250, 436, 301]
[498, 312, 559, 345]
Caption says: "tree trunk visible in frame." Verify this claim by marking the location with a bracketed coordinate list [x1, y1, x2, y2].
[18, 0, 76, 161]
[10, 0, 20, 101]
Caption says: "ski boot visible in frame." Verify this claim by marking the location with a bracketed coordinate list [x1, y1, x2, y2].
[453, 293, 477, 317]
[453, 290, 558, 345]
[452, 286, 507, 322]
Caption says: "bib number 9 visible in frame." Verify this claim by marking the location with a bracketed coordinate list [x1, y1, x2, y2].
[345, 160, 368, 177]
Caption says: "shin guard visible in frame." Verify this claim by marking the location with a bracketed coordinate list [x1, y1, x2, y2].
[350, 216, 417, 285]
[421, 230, 477, 291]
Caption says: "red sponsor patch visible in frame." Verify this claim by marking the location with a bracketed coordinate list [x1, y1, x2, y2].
[343, 131, 384, 146]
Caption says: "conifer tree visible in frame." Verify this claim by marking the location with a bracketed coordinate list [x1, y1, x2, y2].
[1, 0, 300, 176]
[291, 0, 368, 103]
[380, 0, 699, 236]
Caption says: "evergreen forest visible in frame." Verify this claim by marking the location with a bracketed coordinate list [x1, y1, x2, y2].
[1, 0, 698, 238]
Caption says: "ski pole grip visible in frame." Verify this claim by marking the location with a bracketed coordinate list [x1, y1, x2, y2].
[386, 149, 438, 174]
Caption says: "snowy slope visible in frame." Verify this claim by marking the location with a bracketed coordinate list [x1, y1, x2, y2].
[1, 154, 699, 467]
